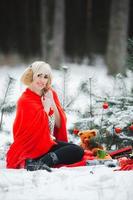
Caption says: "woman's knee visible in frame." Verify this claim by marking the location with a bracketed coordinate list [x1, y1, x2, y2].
[72, 144, 84, 159]
[54, 143, 84, 164]
[64, 143, 84, 161]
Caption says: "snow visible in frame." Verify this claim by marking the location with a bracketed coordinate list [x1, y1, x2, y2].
[0, 164, 133, 200]
[0, 60, 133, 200]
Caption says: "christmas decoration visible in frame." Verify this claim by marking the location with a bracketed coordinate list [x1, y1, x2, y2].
[103, 102, 109, 109]
[73, 128, 79, 135]
[129, 124, 133, 131]
[114, 127, 122, 134]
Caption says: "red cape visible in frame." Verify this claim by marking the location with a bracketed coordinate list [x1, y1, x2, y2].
[6, 88, 68, 168]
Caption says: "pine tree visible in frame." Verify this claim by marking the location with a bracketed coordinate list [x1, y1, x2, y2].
[68, 73, 133, 150]
[0, 76, 16, 130]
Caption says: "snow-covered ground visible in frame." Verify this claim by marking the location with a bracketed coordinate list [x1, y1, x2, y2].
[0, 163, 133, 200]
[0, 60, 133, 200]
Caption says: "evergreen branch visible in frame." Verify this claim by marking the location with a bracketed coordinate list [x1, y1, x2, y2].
[1, 104, 16, 114]
[64, 91, 80, 109]
[0, 76, 16, 129]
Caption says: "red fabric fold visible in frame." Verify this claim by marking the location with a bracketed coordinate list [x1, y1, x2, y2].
[6, 88, 68, 169]
[116, 158, 133, 171]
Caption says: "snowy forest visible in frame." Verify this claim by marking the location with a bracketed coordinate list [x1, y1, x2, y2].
[0, 0, 133, 200]
[0, 0, 133, 74]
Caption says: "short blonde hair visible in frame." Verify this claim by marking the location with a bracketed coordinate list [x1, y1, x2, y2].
[20, 61, 52, 88]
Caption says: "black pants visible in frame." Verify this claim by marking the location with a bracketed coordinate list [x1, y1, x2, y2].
[35, 141, 84, 167]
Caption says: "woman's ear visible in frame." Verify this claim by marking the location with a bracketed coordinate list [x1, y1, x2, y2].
[21, 68, 33, 85]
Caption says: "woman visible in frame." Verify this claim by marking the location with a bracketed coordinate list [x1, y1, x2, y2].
[6, 61, 84, 172]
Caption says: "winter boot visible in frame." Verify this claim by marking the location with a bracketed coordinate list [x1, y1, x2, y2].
[25, 159, 52, 172]
[39, 152, 59, 167]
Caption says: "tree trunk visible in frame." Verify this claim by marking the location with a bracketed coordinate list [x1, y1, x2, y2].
[49, 0, 65, 68]
[86, 0, 93, 63]
[106, 0, 129, 75]
[24, 0, 31, 57]
[40, 0, 49, 61]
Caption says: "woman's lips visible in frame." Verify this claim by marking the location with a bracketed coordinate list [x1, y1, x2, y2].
[37, 82, 45, 87]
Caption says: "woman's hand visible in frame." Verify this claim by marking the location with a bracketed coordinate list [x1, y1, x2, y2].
[42, 90, 61, 128]
[42, 90, 54, 114]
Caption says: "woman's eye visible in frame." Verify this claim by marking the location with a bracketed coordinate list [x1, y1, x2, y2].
[37, 74, 48, 79]
[44, 75, 48, 79]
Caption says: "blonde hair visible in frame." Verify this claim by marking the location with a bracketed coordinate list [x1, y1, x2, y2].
[20, 61, 52, 90]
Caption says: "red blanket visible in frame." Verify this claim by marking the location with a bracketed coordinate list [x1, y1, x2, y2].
[54, 150, 95, 168]
[6, 88, 68, 169]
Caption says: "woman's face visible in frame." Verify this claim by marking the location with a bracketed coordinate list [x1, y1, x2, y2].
[31, 73, 49, 91]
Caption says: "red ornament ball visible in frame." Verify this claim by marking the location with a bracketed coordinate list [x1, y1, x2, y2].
[103, 102, 109, 109]
[73, 128, 79, 135]
[129, 124, 133, 131]
[115, 127, 122, 134]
